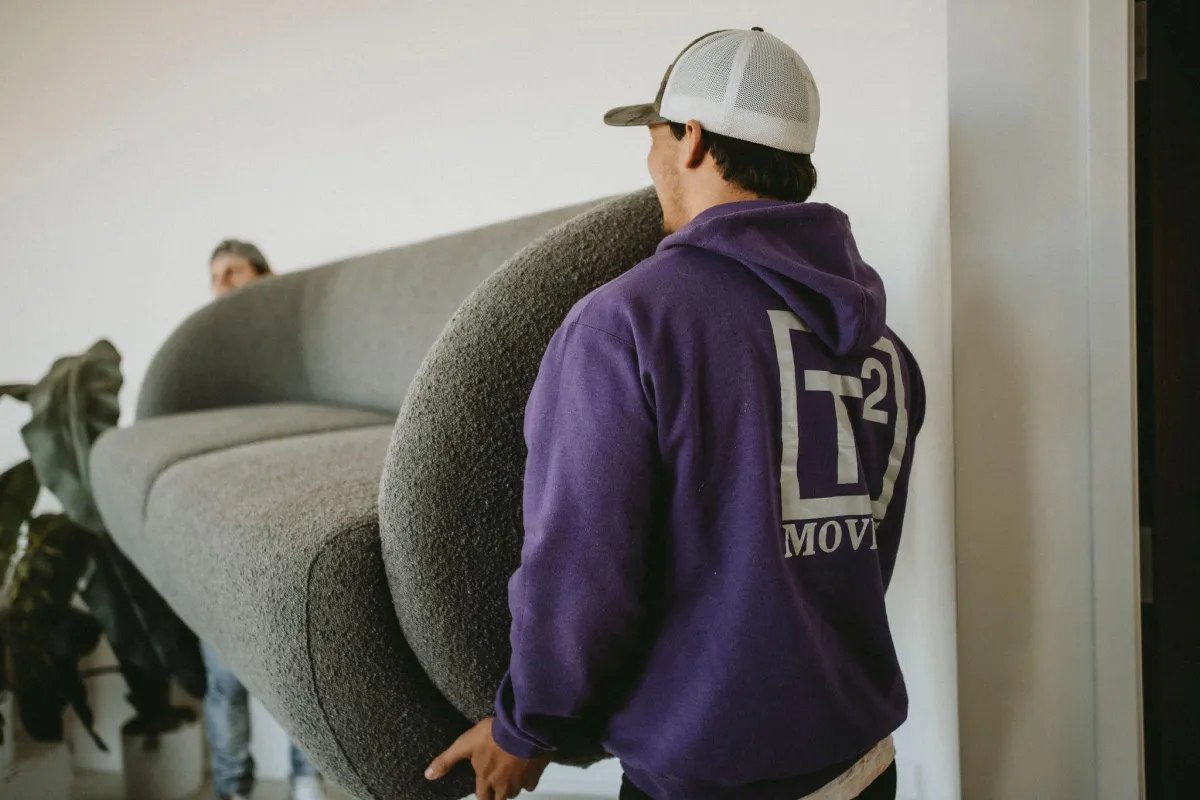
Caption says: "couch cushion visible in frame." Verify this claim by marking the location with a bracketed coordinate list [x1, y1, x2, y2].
[107, 425, 476, 800]
[379, 188, 665, 724]
[91, 403, 393, 543]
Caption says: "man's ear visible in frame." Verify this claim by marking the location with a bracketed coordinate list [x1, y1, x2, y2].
[683, 120, 707, 168]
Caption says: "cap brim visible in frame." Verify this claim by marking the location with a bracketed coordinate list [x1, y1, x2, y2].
[604, 103, 670, 127]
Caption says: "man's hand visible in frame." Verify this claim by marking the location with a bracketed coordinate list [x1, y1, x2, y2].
[425, 717, 552, 800]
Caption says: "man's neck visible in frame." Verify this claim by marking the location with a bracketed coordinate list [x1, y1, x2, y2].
[681, 183, 765, 227]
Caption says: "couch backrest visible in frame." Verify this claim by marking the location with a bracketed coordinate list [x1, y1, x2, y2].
[137, 199, 599, 419]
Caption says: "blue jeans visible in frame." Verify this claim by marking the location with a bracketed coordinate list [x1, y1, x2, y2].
[202, 642, 318, 798]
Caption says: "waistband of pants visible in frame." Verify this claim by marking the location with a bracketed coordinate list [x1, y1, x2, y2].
[800, 736, 896, 800]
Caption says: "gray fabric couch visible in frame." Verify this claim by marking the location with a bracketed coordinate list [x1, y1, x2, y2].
[90, 189, 663, 800]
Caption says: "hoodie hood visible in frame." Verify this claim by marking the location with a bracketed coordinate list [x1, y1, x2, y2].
[659, 200, 886, 356]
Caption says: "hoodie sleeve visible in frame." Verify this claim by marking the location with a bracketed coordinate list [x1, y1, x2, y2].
[491, 321, 657, 759]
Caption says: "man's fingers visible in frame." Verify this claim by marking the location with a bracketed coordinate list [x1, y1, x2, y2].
[475, 776, 493, 800]
[425, 733, 472, 780]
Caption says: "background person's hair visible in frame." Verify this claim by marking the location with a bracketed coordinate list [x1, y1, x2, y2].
[670, 122, 818, 204]
[210, 239, 271, 275]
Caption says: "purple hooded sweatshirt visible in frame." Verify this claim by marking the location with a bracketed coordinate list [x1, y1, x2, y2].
[492, 200, 925, 800]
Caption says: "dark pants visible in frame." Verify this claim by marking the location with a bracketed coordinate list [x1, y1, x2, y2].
[619, 762, 898, 800]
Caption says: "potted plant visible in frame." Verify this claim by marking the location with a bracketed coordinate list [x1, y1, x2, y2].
[1, 608, 12, 771]
[1, 341, 206, 799]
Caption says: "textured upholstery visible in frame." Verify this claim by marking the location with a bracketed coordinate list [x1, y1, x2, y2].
[91, 404, 393, 543]
[137, 202, 596, 419]
[91, 189, 665, 799]
[117, 427, 474, 800]
[380, 188, 664, 723]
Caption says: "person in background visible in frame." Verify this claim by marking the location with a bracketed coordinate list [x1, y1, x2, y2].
[210, 239, 272, 298]
[427, 28, 924, 800]
[204, 239, 326, 800]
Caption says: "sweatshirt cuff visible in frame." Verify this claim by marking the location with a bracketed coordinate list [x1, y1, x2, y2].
[490, 715, 554, 760]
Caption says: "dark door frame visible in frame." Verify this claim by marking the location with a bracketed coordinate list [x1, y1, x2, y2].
[1138, 1, 1200, 797]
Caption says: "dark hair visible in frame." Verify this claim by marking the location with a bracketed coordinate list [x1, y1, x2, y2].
[670, 123, 817, 203]
[210, 239, 271, 275]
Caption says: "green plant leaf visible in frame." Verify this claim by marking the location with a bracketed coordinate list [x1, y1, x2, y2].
[0, 384, 33, 403]
[82, 536, 206, 711]
[8, 515, 96, 631]
[0, 607, 9, 699]
[20, 341, 122, 533]
[11, 607, 105, 749]
[0, 460, 41, 581]
[5, 515, 103, 746]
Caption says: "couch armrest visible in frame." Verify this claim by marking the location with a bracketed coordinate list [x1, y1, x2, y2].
[380, 188, 665, 720]
[136, 272, 314, 419]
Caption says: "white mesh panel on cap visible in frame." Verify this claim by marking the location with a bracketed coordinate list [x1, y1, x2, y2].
[659, 28, 820, 154]
[735, 34, 813, 124]
[665, 31, 742, 105]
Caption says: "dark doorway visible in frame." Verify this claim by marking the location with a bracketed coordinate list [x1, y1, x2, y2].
[1136, 1, 1200, 796]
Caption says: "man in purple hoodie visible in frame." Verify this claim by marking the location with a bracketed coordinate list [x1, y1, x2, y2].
[427, 28, 924, 800]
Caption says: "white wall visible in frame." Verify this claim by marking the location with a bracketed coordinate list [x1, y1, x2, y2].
[948, 1, 1133, 798]
[0, 1, 957, 797]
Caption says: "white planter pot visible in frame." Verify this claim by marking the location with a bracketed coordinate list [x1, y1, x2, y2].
[121, 713, 204, 800]
[0, 692, 13, 771]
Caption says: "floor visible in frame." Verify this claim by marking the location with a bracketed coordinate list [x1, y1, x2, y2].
[72, 770, 599, 800]
[72, 771, 354, 800]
